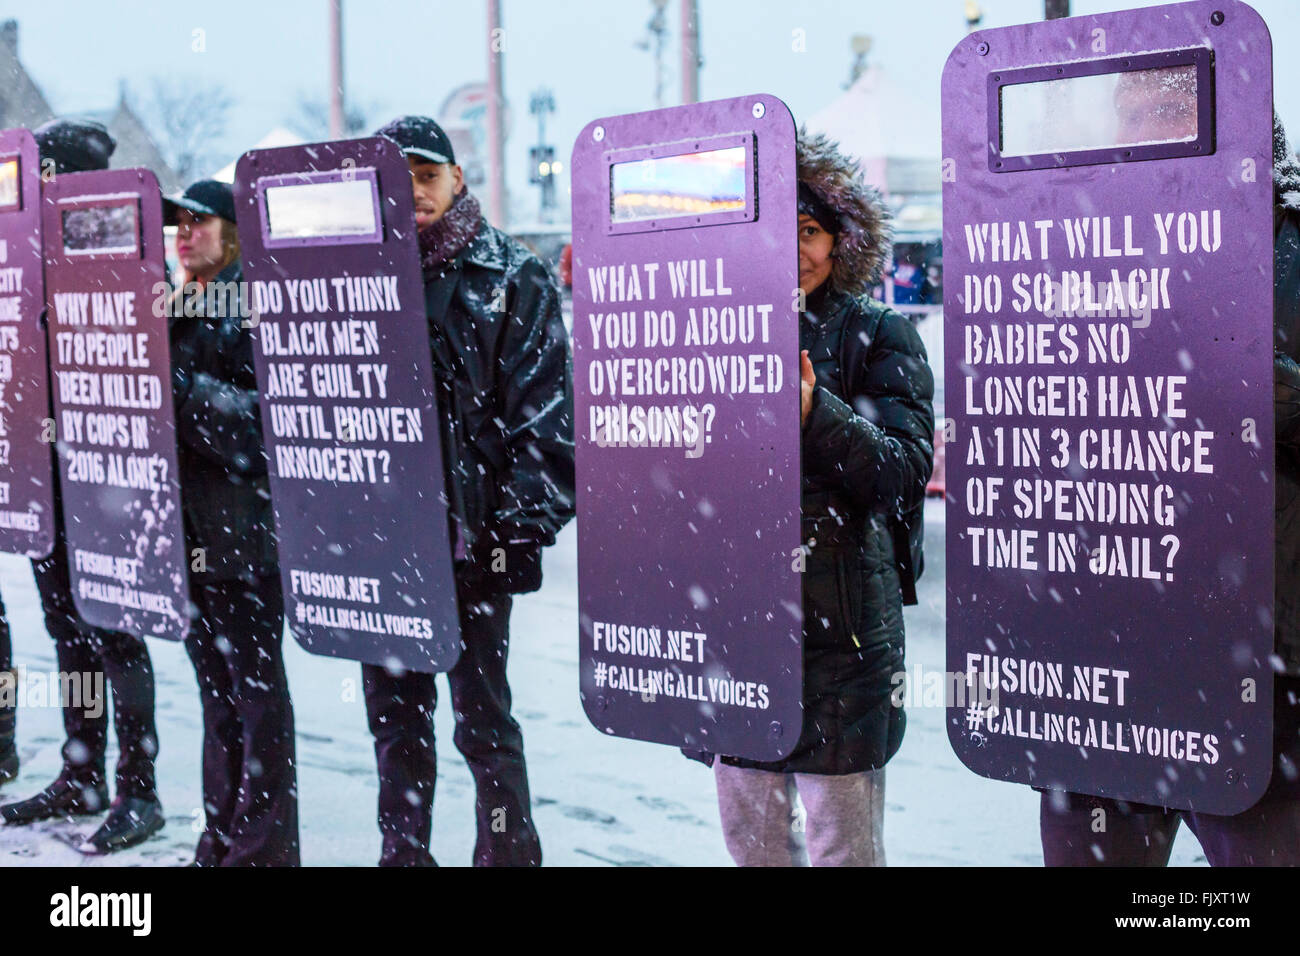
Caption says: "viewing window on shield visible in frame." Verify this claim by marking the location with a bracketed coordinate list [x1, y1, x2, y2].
[264, 178, 379, 240]
[62, 204, 139, 256]
[1000, 63, 1198, 156]
[610, 146, 747, 223]
[0, 159, 19, 211]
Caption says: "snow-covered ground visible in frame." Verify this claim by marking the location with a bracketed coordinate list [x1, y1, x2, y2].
[0, 498, 1207, 866]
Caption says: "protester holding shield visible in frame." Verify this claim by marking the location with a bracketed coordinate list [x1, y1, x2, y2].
[708, 131, 934, 867]
[1038, 114, 1300, 867]
[0, 621, 15, 786]
[361, 116, 574, 867]
[0, 119, 163, 856]
[166, 180, 299, 866]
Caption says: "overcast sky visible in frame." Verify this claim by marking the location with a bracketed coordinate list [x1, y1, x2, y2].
[6, 0, 1298, 221]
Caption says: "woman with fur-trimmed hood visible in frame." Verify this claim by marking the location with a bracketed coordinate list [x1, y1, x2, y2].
[710, 130, 935, 867]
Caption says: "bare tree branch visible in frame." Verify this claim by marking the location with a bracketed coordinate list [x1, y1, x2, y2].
[127, 78, 234, 183]
[288, 93, 375, 141]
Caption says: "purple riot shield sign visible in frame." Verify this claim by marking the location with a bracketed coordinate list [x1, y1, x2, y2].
[943, 0, 1275, 813]
[42, 168, 189, 640]
[0, 129, 55, 557]
[233, 137, 460, 673]
[571, 94, 802, 761]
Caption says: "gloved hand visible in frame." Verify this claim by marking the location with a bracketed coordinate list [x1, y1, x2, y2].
[460, 527, 543, 595]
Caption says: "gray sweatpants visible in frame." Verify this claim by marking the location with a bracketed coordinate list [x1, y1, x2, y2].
[713, 762, 885, 866]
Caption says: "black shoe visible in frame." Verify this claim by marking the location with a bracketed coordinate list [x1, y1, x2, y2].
[0, 774, 109, 824]
[0, 751, 16, 786]
[378, 842, 437, 867]
[0, 682, 16, 785]
[78, 796, 164, 855]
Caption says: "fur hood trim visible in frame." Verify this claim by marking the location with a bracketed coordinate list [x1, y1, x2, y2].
[796, 127, 893, 295]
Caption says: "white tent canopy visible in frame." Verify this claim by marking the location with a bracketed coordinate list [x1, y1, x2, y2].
[210, 127, 306, 184]
[804, 64, 940, 197]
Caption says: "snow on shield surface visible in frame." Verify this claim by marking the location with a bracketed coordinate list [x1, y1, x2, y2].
[572, 94, 803, 760]
[943, 0, 1275, 813]
[234, 137, 460, 673]
[0, 128, 56, 558]
[42, 168, 189, 639]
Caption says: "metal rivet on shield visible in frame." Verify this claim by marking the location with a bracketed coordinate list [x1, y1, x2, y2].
[593, 126, 606, 142]
[976, 41, 990, 56]
[1210, 10, 1225, 25]
[1225, 768, 1239, 784]
[596, 695, 609, 712]
[769, 721, 783, 737]
[752, 102, 766, 119]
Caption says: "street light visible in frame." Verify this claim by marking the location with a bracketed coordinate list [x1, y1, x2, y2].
[848, 33, 873, 87]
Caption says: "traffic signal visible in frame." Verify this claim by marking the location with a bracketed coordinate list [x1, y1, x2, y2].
[530, 145, 557, 184]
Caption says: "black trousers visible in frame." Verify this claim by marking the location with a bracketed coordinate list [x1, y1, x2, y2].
[0, 597, 13, 752]
[1041, 676, 1300, 866]
[184, 573, 299, 866]
[31, 539, 158, 800]
[0, 601, 9, 671]
[362, 583, 540, 866]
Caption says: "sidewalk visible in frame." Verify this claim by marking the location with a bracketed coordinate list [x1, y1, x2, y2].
[0, 500, 1205, 865]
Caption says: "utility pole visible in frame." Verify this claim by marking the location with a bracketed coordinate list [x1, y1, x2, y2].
[1045, 0, 1070, 19]
[329, 0, 345, 139]
[680, 0, 699, 105]
[529, 88, 558, 223]
[487, 0, 506, 227]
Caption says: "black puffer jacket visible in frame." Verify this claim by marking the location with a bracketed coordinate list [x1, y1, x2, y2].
[1275, 204, 1300, 675]
[424, 222, 575, 594]
[169, 261, 277, 582]
[723, 286, 935, 775]
[1271, 114, 1300, 674]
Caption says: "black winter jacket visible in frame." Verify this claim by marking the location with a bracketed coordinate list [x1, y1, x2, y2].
[169, 261, 278, 583]
[423, 221, 576, 594]
[723, 287, 935, 775]
[1275, 205, 1300, 674]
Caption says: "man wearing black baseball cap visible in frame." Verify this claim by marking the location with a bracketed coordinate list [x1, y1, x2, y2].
[163, 179, 238, 227]
[375, 115, 467, 232]
[360, 115, 574, 867]
[378, 115, 457, 166]
[0, 118, 164, 856]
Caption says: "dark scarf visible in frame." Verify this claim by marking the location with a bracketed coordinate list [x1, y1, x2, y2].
[418, 188, 483, 278]
[804, 281, 831, 316]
